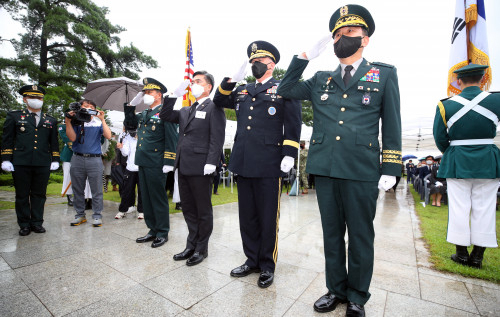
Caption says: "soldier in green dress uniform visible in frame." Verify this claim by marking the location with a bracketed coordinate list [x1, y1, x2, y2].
[124, 78, 178, 248]
[1, 85, 60, 236]
[433, 64, 500, 269]
[278, 4, 401, 316]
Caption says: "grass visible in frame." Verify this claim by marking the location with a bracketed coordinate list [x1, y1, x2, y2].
[410, 186, 500, 283]
[0, 182, 240, 214]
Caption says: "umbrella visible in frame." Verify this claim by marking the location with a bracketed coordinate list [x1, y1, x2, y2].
[402, 154, 417, 161]
[82, 77, 147, 112]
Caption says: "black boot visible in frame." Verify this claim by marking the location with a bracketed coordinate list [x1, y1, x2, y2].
[67, 194, 74, 206]
[468, 246, 486, 269]
[85, 199, 93, 210]
[175, 203, 182, 210]
[451, 245, 469, 266]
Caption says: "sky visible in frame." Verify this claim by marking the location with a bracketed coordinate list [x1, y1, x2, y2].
[1, 0, 499, 155]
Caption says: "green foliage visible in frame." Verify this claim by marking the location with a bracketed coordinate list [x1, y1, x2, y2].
[410, 187, 499, 283]
[0, 0, 157, 120]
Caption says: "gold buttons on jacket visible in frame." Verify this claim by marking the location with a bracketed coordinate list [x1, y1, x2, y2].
[341, 107, 346, 112]
[34, 147, 37, 149]
[250, 106, 254, 110]
[247, 126, 251, 130]
[248, 116, 252, 120]
[252, 98, 256, 101]
[339, 121, 344, 125]
[343, 94, 348, 98]
[312, 140, 316, 143]
[35, 135, 38, 137]
[34, 141, 37, 143]
[336, 136, 341, 141]
[139, 144, 142, 147]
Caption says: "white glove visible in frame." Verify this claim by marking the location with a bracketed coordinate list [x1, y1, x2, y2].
[50, 162, 59, 171]
[167, 79, 191, 98]
[162, 165, 174, 173]
[426, 180, 430, 184]
[230, 60, 248, 83]
[203, 164, 216, 175]
[301, 34, 332, 60]
[280, 156, 294, 173]
[129, 92, 144, 106]
[378, 175, 396, 191]
[1, 161, 14, 172]
[435, 181, 443, 187]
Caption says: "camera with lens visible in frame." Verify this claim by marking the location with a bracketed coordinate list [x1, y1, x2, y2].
[64, 102, 98, 125]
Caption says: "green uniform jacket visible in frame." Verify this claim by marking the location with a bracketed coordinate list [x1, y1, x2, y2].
[433, 86, 500, 178]
[124, 103, 178, 167]
[1, 110, 60, 166]
[58, 124, 73, 162]
[277, 56, 402, 181]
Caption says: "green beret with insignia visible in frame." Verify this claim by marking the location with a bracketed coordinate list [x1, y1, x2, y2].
[330, 4, 375, 37]
[18, 84, 46, 97]
[142, 77, 167, 94]
[453, 63, 488, 79]
[247, 41, 280, 64]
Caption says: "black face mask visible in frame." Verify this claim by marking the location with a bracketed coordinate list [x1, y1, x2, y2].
[251, 61, 269, 79]
[333, 35, 363, 59]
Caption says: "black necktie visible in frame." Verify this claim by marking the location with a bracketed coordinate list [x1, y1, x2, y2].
[343, 65, 353, 86]
[30, 112, 37, 124]
[256, 82, 262, 88]
[190, 102, 199, 115]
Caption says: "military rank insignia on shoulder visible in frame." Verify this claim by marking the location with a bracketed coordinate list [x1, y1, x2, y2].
[370, 61, 395, 68]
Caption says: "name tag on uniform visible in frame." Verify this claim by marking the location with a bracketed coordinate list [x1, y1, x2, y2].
[195, 111, 206, 119]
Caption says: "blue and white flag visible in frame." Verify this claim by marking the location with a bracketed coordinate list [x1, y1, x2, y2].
[448, 0, 491, 96]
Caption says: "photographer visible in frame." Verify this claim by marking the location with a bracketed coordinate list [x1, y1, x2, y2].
[65, 99, 111, 227]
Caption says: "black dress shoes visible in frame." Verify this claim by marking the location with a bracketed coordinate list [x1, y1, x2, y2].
[173, 248, 195, 261]
[230, 264, 260, 277]
[257, 271, 274, 288]
[30, 225, 46, 233]
[136, 234, 155, 243]
[151, 237, 167, 248]
[19, 227, 31, 236]
[346, 302, 365, 317]
[313, 292, 347, 313]
[186, 251, 208, 266]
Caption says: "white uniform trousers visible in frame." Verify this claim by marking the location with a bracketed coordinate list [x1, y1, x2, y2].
[447, 178, 499, 247]
[61, 162, 92, 199]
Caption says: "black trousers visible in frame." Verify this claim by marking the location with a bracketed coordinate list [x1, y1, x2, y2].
[119, 169, 142, 212]
[237, 176, 281, 272]
[12, 165, 50, 228]
[179, 172, 214, 252]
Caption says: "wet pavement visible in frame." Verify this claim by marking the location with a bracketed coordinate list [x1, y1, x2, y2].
[0, 183, 499, 316]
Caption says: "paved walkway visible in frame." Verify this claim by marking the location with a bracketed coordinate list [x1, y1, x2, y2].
[0, 183, 498, 316]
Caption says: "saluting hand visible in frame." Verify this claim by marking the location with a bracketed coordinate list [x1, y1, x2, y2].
[168, 79, 191, 98]
[301, 34, 332, 60]
[229, 60, 248, 83]
[130, 92, 144, 106]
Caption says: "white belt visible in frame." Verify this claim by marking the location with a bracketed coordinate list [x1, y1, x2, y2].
[450, 139, 494, 146]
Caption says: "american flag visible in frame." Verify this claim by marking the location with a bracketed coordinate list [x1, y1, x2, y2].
[182, 28, 196, 107]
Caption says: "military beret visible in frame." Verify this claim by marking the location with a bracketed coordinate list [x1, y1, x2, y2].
[247, 41, 280, 64]
[18, 84, 46, 97]
[454, 63, 488, 79]
[329, 4, 375, 37]
[142, 77, 167, 94]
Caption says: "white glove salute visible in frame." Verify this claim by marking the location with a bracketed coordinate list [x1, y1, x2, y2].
[167, 79, 191, 98]
[163, 165, 174, 173]
[1, 161, 14, 172]
[230, 60, 248, 83]
[280, 156, 294, 173]
[129, 91, 144, 106]
[203, 164, 216, 175]
[378, 175, 396, 191]
[50, 162, 59, 171]
[300, 34, 332, 60]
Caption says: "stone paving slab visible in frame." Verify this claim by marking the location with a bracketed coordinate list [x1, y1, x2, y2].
[0, 184, 498, 316]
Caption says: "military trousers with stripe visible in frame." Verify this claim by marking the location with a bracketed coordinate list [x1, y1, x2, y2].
[315, 176, 379, 306]
[237, 176, 282, 273]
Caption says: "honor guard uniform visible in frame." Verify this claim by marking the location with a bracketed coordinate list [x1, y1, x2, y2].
[433, 64, 500, 269]
[213, 41, 301, 288]
[278, 5, 401, 315]
[1, 85, 60, 236]
[124, 78, 178, 248]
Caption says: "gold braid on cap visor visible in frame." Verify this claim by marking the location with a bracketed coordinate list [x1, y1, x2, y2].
[23, 92, 44, 96]
[332, 15, 368, 34]
[250, 50, 276, 61]
[143, 84, 161, 90]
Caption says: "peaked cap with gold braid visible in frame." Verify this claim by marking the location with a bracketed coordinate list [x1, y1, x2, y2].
[329, 4, 375, 37]
[247, 41, 280, 64]
[18, 84, 46, 97]
[142, 77, 167, 94]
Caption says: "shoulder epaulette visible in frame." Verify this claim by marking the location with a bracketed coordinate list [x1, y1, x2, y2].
[370, 61, 395, 68]
[440, 97, 451, 102]
[9, 110, 23, 114]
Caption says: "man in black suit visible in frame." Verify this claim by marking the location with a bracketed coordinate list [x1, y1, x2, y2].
[160, 71, 226, 266]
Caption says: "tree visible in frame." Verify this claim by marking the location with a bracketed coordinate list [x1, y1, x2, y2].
[0, 0, 157, 116]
